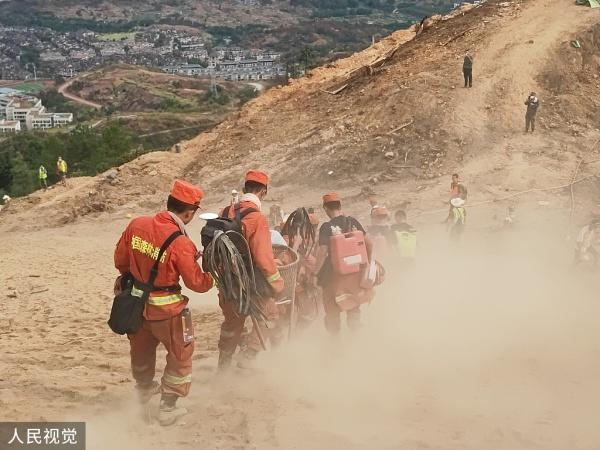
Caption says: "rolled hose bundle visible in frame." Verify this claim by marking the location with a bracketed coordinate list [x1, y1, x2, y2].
[203, 230, 267, 321]
[281, 208, 316, 257]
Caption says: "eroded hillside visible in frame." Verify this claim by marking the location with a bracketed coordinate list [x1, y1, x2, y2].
[2, 0, 600, 231]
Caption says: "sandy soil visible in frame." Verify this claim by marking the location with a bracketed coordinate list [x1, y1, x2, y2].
[2, 1, 600, 448]
[2, 203, 600, 449]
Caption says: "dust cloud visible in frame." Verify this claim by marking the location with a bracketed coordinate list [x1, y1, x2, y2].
[260, 219, 600, 449]
[77, 209, 600, 449]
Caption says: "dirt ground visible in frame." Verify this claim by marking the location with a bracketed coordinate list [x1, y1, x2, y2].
[2, 204, 600, 449]
[3, 0, 600, 448]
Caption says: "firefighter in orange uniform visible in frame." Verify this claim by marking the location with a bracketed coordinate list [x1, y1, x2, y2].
[281, 212, 321, 329]
[114, 180, 213, 426]
[217, 170, 284, 369]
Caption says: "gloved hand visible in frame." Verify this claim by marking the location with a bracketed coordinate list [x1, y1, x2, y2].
[114, 273, 133, 295]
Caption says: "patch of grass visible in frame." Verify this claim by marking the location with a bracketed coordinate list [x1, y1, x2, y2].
[15, 82, 44, 94]
[142, 84, 198, 108]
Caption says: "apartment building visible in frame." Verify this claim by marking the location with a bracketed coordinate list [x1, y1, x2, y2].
[0, 119, 21, 133]
[27, 112, 73, 130]
[0, 92, 73, 131]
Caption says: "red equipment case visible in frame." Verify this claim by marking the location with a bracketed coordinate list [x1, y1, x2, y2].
[330, 230, 368, 275]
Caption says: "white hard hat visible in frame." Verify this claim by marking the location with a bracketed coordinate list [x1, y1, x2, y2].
[450, 197, 465, 208]
[270, 230, 287, 246]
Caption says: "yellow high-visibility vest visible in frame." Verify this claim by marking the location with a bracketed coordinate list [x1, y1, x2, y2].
[58, 160, 67, 173]
[395, 231, 417, 258]
[453, 207, 465, 225]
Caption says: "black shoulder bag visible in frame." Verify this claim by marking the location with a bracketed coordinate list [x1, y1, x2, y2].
[108, 231, 182, 335]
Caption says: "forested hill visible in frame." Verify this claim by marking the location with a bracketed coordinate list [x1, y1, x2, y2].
[1, 1, 456, 28]
[0, 1, 458, 67]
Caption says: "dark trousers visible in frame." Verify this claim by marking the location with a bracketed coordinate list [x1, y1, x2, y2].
[525, 113, 536, 132]
[322, 281, 361, 334]
[218, 294, 279, 356]
[463, 68, 472, 87]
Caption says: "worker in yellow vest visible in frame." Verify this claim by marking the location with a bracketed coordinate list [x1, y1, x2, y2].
[446, 197, 467, 242]
[56, 157, 68, 187]
[38, 165, 48, 190]
[392, 210, 417, 266]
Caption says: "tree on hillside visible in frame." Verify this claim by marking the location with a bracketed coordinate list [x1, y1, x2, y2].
[301, 46, 315, 71]
[20, 47, 40, 66]
[0, 122, 137, 197]
[238, 86, 258, 105]
[9, 152, 35, 197]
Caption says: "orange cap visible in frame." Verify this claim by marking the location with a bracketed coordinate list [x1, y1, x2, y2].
[245, 170, 269, 186]
[170, 179, 203, 206]
[371, 206, 390, 217]
[322, 192, 341, 204]
[308, 213, 320, 225]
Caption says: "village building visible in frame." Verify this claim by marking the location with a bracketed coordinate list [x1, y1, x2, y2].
[0, 92, 73, 131]
[0, 119, 21, 133]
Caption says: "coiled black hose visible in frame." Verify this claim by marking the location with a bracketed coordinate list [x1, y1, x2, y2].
[203, 230, 267, 322]
[281, 207, 316, 257]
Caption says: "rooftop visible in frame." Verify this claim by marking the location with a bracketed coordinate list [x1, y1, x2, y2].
[31, 112, 73, 119]
[13, 99, 37, 108]
[0, 120, 19, 127]
[0, 92, 40, 108]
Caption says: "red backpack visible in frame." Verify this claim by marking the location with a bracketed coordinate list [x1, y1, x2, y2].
[329, 218, 368, 275]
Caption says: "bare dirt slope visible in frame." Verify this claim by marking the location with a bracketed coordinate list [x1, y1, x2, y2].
[178, 0, 600, 213]
[3, 1, 600, 449]
[64, 65, 248, 111]
[3, 0, 599, 232]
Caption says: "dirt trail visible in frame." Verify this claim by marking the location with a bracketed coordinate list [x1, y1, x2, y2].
[436, 0, 600, 218]
[58, 76, 102, 109]
[451, 0, 591, 139]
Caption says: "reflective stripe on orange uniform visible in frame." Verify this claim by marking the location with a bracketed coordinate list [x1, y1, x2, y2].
[114, 210, 213, 320]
